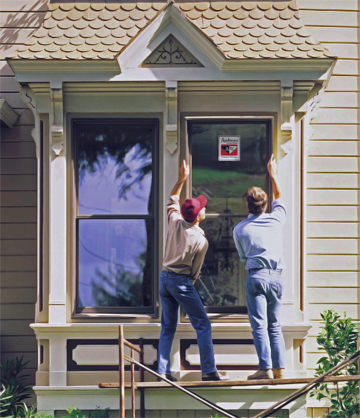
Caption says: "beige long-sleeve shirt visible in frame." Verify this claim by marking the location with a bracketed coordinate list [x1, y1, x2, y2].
[162, 195, 208, 279]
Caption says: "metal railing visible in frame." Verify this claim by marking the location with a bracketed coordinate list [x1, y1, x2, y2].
[100, 326, 360, 418]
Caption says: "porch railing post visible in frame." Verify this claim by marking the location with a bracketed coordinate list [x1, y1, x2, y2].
[139, 337, 145, 418]
[131, 348, 136, 418]
[119, 325, 125, 418]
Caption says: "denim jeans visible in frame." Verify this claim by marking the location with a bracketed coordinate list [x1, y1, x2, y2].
[245, 269, 286, 370]
[158, 270, 217, 375]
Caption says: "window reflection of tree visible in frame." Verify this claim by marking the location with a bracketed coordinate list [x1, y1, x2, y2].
[191, 123, 268, 216]
[91, 251, 147, 307]
[77, 124, 154, 308]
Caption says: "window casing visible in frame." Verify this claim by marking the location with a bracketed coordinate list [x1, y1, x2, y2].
[73, 119, 159, 315]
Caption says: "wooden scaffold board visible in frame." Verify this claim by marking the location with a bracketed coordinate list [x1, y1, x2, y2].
[100, 374, 360, 389]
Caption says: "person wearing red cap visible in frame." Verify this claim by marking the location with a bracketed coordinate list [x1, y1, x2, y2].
[158, 160, 227, 382]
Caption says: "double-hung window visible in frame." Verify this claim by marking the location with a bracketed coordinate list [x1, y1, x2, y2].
[74, 119, 158, 315]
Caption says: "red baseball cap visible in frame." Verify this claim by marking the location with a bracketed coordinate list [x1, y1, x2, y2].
[181, 196, 207, 222]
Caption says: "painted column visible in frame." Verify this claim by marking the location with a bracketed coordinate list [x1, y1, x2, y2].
[48, 87, 67, 325]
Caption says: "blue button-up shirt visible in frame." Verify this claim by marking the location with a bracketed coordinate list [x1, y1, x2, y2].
[233, 200, 286, 271]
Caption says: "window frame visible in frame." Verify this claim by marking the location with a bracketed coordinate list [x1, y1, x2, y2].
[181, 115, 274, 319]
[72, 118, 160, 317]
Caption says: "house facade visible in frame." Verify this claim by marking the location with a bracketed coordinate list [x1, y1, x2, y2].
[0, 1, 358, 417]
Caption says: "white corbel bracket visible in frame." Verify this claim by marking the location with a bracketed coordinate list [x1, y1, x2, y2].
[19, 86, 40, 158]
[280, 86, 293, 155]
[165, 81, 178, 155]
[50, 88, 64, 156]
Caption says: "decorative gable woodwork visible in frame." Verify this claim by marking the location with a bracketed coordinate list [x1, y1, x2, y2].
[142, 35, 202, 67]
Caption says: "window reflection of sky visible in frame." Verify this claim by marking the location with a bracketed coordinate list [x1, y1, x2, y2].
[78, 219, 147, 307]
[78, 144, 152, 215]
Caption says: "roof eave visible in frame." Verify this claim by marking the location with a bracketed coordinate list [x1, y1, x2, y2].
[6, 58, 120, 74]
[7, 56, 336, 71]
[222, 57, 337, 72]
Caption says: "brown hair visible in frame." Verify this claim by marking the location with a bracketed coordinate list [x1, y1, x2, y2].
[246, 187, 268, 215]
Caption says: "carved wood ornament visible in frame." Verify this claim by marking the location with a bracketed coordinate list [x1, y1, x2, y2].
[280, 86, 293, 155]
[50, 88, 64, 156]
[165, 81, 178, 155]
[19, 87, 40, 158]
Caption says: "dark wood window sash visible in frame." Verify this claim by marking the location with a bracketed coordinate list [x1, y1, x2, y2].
[72, 118, 159, 317]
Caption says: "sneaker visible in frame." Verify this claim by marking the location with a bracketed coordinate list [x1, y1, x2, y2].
[247, 369, 273, 380]
[273, 368, 285, 379]
[202, 371, 230, 381]
[157, 373, 178, 382]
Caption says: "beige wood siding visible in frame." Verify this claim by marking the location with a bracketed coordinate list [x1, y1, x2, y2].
[298, 0, 360, 373]
[0, 0, 47, 387]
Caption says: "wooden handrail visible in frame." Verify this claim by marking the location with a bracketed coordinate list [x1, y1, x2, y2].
[124, 339, 143, 354]
[254, 349, 360, 418]
[124, 354, 239, 418]
[105, 328, 360, 418]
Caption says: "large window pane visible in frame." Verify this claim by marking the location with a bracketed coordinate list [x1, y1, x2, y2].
[78, 218, 153, 308]
[196, 217, 246, 309]
[190, 120, 271, 313]
[77, 123, 154, 215]
[190, 122, 268, 215]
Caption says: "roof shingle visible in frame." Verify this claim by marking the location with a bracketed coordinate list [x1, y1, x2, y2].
[11, 1, 336, 60]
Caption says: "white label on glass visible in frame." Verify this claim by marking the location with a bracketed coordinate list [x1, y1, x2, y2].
[218, 136, 240, 161]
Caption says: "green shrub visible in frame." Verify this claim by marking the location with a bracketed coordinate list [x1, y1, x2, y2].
[0, 356, 32, 417]
[66, 406, 109, 418]
[310, 309, 360, 417]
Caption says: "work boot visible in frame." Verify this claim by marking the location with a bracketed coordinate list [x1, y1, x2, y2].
[202, 371, 229, 381]
[247, 369, 273, 380]
[273, 368, 285, 379]
[158, 373, 178, 382]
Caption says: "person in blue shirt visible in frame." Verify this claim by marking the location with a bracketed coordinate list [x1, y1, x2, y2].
[233, 154, 286, 380]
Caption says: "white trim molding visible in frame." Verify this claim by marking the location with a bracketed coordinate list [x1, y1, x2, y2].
[0, 99, 19, 128]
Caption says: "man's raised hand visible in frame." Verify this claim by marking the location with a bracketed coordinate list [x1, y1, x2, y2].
[180, 160, 189, 181]
[267, 154, 277, 178]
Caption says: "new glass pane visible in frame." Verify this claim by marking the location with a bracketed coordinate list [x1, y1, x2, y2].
[78, 219, 152, 308]
[77, 123, 154, 215]
[190, 122, 268, 215]
[196, 216, 247, 308]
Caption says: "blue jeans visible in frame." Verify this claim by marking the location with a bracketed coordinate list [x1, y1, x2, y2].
[158, 270, 217, 375]
[245, 269, 286, 370]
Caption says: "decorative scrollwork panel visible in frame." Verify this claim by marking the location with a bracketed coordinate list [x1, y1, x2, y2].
[143, 35, 202, 67]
